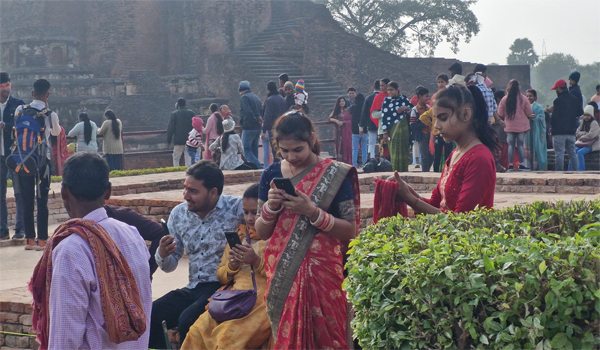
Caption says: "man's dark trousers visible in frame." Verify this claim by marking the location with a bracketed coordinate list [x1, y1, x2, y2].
[148, 281, 221, 349]
[18, 163, 50, 240]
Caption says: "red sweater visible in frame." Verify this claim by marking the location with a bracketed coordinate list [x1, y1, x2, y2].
[370, 91, 388, 127]
[424, 144, 496, 212]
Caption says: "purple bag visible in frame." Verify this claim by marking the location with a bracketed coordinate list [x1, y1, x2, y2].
[208, 230, 257, 323]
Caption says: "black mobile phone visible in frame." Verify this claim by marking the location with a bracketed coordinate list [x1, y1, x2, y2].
[160, 219, 170, 235]
[225, 231, 243, 249]
[273, 177, 297, 197]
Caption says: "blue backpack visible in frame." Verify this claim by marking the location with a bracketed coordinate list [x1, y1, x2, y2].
[5, 105, 50, 176]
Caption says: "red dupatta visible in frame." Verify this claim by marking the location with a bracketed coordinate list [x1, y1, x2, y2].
[264, 158, 360, 350]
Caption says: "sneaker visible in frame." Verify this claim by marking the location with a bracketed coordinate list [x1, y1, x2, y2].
[518, 165, 531, 171]
[25, 238, 36, 250]
[507, 165, 514, 172]
[0, 230, 9, 240]
[415, 164, 421, 168]
[34, 240, 47, 251]
[12, 230, 24, 239]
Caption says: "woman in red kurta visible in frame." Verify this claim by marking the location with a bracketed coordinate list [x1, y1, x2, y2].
[374, 85, 497, 217]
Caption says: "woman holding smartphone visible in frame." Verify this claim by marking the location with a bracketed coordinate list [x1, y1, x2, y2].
[255, 111, 360, 349]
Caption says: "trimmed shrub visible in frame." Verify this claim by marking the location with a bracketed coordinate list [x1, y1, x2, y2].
[345, 199, 600, 349]
[7, 166, 187, 187]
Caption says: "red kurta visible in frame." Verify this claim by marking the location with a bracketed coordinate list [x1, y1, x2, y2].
[424, 144, 496, 212]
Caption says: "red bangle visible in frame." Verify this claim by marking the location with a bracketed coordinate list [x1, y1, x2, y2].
[412, 196, 419, 208]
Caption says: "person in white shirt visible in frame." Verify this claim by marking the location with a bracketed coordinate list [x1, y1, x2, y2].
[14, 79, 60, 251]
[68, 112, 98, 152]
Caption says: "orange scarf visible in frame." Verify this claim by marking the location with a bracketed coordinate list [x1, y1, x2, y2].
[29, 219, 147, 349]
[237, 224, 259, 240]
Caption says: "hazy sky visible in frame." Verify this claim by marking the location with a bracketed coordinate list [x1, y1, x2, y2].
[433, 0, 600, 66]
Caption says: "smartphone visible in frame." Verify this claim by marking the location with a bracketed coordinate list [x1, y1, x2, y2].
[225, 231, 243, 249]
[160, 219, 170, 235]
[273, 177, 297, 197]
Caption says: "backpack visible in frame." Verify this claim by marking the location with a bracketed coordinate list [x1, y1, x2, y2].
[5, 105, 50, 177]
[362, 157, 393, 173]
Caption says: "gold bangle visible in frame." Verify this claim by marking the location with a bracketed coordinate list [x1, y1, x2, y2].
[226, 263, 241, 275]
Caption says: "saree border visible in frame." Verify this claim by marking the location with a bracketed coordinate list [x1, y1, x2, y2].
[266, 160, 352, 340]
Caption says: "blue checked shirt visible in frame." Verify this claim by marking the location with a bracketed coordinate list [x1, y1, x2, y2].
[477, 83, 497, 122]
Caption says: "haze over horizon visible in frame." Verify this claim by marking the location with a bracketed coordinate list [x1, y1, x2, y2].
[433, 0, 599, 66]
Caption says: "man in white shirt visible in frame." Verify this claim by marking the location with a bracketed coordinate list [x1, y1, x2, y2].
[14, 79, 60, 250]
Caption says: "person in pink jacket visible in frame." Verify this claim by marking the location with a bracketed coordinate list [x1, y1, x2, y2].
[202, 103, 224, 160]
[498, 79, 534, 171]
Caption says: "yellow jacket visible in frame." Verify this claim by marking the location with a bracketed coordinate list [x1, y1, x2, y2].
[419, 108, 439, 136]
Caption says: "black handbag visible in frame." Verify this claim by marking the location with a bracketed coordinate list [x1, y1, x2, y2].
[208, 230, 257, 323]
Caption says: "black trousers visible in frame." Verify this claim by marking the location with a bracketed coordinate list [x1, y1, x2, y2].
[148, 281, 221, 349]
[433, 135, 453, 173]
[18, 163, 50, 240]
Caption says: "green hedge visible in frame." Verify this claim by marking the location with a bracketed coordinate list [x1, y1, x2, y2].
[345, 199, 600, 349]
[6, 166, 187, 187]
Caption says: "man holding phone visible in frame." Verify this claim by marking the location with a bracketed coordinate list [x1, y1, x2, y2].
[148, 160, 244, 349]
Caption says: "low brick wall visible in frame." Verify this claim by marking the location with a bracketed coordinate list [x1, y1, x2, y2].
[0, 302, 37, 350]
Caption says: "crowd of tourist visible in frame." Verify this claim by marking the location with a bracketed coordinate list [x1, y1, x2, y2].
[0, 62, 598, 350]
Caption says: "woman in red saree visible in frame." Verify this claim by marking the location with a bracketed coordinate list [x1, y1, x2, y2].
[255, 111, 360, 350]
[375, 85, 498, 218]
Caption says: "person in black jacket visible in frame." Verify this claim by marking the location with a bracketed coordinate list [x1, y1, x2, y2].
[262, 81, 287, 165]
[0, 72, 25, 240]
[548, 79, 583, 171]
[167, 97, 195, 167]
[239, 81, 264, 169]
[568, 71, 584, 109]
[360, 79, 381, 159]
[350, 93, 367, 167]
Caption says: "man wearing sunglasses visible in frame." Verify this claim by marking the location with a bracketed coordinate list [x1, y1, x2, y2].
[0, 72, 25, 240]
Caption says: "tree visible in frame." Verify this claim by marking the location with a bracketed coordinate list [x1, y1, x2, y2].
[327, 0, 480, 57]
[506, 38, 539, 66]
[531, 53, 579, 107]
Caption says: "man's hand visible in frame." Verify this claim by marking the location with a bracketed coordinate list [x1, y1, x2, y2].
[158, 235, 177, 259]
[359, 129, 364, 137]
[260, 133, 267, 141]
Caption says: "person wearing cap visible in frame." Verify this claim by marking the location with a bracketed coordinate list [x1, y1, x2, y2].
[210, 118, 257, 170]
[548, 79, 583, 171]
[167, 97, 195, 167]
[0, 72, 25, 240]
[571, 104, 599, 171]
[568, 71, 585, 110]
[448, 62, 466, 87]
[238, 80, 264, 169]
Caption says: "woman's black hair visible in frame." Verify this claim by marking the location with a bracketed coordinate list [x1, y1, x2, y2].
[527, 89, 537, 100]
[505, 79, 521, 120]
[243, 183, 259, 200]
[331, 96, 347, 118]
[435, 85, 498, 154]
[494, 90, 505, 104]
[273, 111, 321, 156]
[79, 112, 92, 145]
[104, 110, 120, 139]
[387, 81, 399, 91]
[211, 111, 224, 135]
[221, 130, 235, 153]
[437, 74, 449, 83]
[210, 103, 219, 113]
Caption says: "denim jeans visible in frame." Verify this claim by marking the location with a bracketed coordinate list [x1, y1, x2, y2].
[368, 131, 378, 159]
[419, 135, 433, 172]
[18, 164, 50, 240]
[242, 129, 263, 169]
[352, 133, 368, 167]
[186, 146, 198, 165]
[507, 132, 526, 166]
[552, 135, 577, 171]
[105, 154, 123, 171]
[568, 146, 591, 171]
[0, 156, 23, 232]
[261, 130, 277, 166]
[412, 141, 420, 165]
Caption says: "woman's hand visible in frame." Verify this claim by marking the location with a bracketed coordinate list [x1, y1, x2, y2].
[230, 243, 258, 266]
[282, 190, 317, 218]
[387, 171, 414, 202]
[228, 255, 241, 271]
[267, 180, 285, 211]
[397, 106, 410, 114]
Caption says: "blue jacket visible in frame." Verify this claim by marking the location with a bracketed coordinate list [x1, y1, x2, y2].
[262, 92, 287, 133]
[568, 84, 583, 109]
[2, 95, 26, 154]
[240, 90, 262, 130]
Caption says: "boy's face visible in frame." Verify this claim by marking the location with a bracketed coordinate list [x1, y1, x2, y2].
[437, 78, 448, 90]
[243, 197, 258, 230]
[418, 93, 430, 105]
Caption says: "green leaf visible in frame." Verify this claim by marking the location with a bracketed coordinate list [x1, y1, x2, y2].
[583, 229, 600, 238]
[515, 282, 523, 292]
[539, 260, 547, 274]
[537, 214, 551, 223]
[483, 253, 495, 271]
[479, 334, 489, 345]
[443, 266, 455, 281]
[550, 332, 568, 348]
